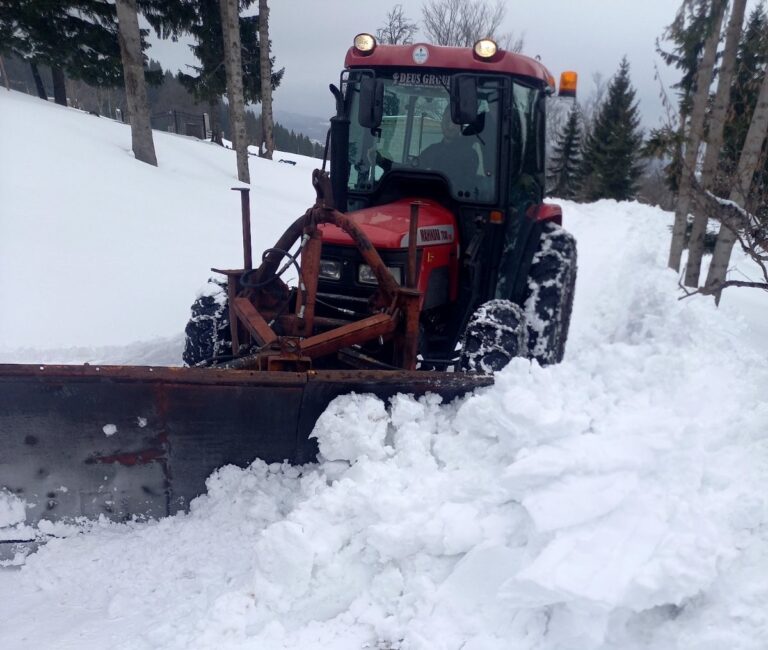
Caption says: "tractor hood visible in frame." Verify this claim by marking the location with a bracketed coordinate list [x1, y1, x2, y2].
[320, 199, 456, 250]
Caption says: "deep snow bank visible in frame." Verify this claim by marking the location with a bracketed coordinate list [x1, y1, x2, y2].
[1, 192, 766, 648]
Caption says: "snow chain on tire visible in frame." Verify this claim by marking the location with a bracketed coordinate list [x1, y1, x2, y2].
[182, 278, 232, 367]
[459, 299, 527, 374]
[522, 221, 577, 365]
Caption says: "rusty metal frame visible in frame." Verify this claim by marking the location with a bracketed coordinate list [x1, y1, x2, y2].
[216, 170, 424, 372]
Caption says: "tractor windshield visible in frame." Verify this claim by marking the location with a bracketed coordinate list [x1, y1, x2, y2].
[346, 72, 502, 203]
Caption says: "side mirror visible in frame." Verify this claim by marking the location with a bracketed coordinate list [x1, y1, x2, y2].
[450, 75, 479, 124]
[358, 76, 384, 129]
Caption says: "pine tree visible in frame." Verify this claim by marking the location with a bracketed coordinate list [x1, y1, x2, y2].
[706, 65, 768, 299]
[177, 0, 283, 146]
[547, 104, 582, 199]
[720, 5, 768, 197]
[0, 0, 173, 106]
[648, 0, 712, 193]
[668, 0, 726, 272]
[684, 0, 747, 286]
[0, 0, 124, 104]
[657, 0, 712, 120]
[702, 2, 768, 299]
[579, 57, 644, 201]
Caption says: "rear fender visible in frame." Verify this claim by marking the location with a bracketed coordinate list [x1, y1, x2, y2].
[501, 202, 563, 303]
[497, 204, 554, 305]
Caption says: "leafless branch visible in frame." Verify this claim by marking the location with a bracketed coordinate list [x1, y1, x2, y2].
[376, 4, 419, 45]
[682, 180, 768, 296]
[679, 278, 768, 299]
[421, 0, 520, 50]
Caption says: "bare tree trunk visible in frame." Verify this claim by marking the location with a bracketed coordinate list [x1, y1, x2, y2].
[705, 68, 768, 302]
[30, 62, 48, 100]
[209, 99, 223, 145]
[115, 0, 157, 166]
[685, 0, 747, 287]
[51, 66, 67, 106]
[258, 0, 274, 160]
[0, 56, 10, 91]
[668, 0, 726, 272]
[219, 0, 250, 183]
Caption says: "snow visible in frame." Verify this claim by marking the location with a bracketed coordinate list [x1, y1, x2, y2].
[1, 89, 768, 649]
[0, 491, 27, 529]
[0, 89, 315, 355]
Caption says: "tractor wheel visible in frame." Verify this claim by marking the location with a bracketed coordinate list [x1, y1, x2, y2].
[182, 278, 232, 367]
[522, 222, 577, 366]
[459, 299, 527, 374]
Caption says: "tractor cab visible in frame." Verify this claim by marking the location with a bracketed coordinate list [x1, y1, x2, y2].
[314, 36, 575, 369]
[329, 36, 555, 214]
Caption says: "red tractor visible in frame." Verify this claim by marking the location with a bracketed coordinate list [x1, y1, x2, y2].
[184, 35, 577, 375]
[0, 37, 578, 543]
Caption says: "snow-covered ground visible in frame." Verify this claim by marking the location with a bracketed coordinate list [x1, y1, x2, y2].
[0, 90, 316, 358]
[1, 89, 767, 649]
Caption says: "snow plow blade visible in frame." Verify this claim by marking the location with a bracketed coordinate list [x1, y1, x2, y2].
[0, 364, 490, 538]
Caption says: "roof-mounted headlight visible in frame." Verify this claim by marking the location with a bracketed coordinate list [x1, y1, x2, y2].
[473, 38, 497, 59]
[353, 33, 377, 55]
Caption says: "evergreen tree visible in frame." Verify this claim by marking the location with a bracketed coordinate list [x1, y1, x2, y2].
[579, 58, 644, 201]
[0, 0, 123, 104]
[720, 4, 768, 200]
[657, 0, 712, 119]
[548, 104, 582, 199]
[0, 0, 170, 105]
[177, 0, 283, 145]
[649, 0, 716, 193]
[668, 0, 726, 273]
[683, 0, 746, 286]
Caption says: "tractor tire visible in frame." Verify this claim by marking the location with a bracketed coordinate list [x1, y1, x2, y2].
[459, 299, 527, 374]
[522, 221, 577, 366]
[182, 278, 232, 367]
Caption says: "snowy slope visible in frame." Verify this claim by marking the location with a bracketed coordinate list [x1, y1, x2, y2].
[0, 89, 316, 356]
[1, 89, 767, 649]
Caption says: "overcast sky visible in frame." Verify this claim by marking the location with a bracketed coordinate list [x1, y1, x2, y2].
[146, 0, 741, 129]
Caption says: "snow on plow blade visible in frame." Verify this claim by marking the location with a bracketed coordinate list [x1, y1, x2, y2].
[0, 364, 490, 542]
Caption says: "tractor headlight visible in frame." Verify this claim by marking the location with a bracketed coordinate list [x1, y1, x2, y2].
[358, 264, 402, 285]
[473, 38, 498, 59]
[319, 259, 342, 280]
[353, 33, 377, 54]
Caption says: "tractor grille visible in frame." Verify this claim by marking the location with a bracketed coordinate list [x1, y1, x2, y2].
[316, 245, 409, 318]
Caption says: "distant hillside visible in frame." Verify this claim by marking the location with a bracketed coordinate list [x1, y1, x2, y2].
[275, 109, 331, 144]
[1, 55, 325, 157]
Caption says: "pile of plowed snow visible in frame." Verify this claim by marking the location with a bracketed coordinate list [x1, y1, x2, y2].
[1, 89, 767, 649]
